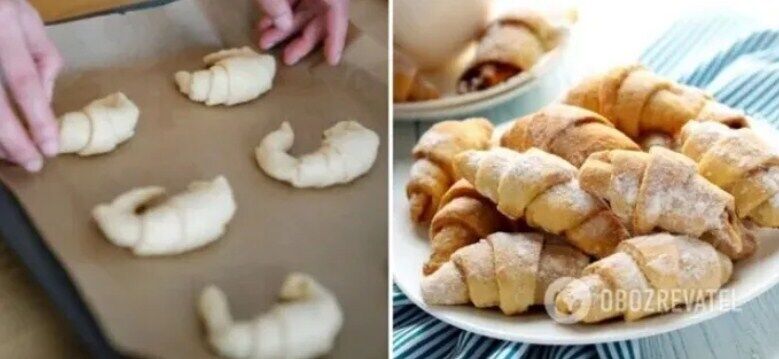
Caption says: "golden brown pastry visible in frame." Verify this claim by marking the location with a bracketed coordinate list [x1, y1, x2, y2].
[554, 233, 732, 323]
[407, 118, 493, 223]
[422, 232, 589, 315]
[579, 146, 756, 259]
[458, 12, 558, 93]
[425, 179, 513, 275]
[679, 120, 779, 227]
[394, 49, 440, 103]
[565, 64, 749, 138]
[500, 104, 640, 167]
[455, 148, 629, 258]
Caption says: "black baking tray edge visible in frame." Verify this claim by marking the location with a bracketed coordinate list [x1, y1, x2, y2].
[0, 183, 121, 358]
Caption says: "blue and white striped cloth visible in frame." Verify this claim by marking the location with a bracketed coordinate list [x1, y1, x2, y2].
[394, 12, 779, 359]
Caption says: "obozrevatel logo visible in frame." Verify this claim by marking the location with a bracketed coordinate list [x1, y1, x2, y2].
[543, 277, 739, 324]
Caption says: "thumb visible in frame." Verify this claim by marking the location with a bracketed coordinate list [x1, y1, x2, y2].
[254, 0, 294, 30]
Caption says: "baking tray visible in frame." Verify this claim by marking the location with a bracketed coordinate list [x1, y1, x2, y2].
[0, 0, 388, 357]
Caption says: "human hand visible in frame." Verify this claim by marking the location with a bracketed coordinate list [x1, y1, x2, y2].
[254, 0, 349, 66]
[0, 0, 62, 172]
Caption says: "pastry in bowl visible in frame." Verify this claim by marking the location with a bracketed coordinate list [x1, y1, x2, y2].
[458, 11, 559, 93]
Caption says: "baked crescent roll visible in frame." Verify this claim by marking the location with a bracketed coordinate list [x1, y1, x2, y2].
[679, 120, 779, 227]
[394, 49, 440, 103]
[455, 147, 629, 258]
[555, 233, 732, 323]
[579, 147, 756, 259]
[565, 64, 748, 138]
[424, 179, 513, 275]
[422, 232, 589, 315]
[458, 12, 558, 93]
[500, 104, 640, 167]
[407, 118, 493, 223]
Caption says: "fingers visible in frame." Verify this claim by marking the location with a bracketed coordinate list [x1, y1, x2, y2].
[255, 0, 294, 31]
[0, 3, 59, 158]
[259, 0, 348, 65]
[17, 0, 63, 101]
[259, 2, 321, 50]
[283, 16, 325, 65]
[258, 16, 274, 31]
[0, 86, 43, 172]
[257, 0, 301, 31]
[322, 0, 349, 65]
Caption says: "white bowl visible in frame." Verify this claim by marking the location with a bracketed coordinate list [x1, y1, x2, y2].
[394, 0, 490, 69]
[393, 26, 571, 121]
[392, 118, 779, 344]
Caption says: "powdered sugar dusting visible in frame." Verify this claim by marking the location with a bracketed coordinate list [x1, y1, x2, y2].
[421, 262, 469, 305]
[675, 236, 721, 291]
[548, 180, 601, 215]
[770, 192, 779, 207]
[637, 148, 729, 235]
[612, 173, 639, 204]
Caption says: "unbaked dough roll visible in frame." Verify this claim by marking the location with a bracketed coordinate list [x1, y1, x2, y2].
[255, 121, 380, 188]
[93, 176, 236, 256]
[200, 273, 343, 359]
[175, 47, 276, 106]
[58, 92, 139, 156]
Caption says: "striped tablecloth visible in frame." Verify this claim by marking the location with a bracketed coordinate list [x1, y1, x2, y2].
[394, 12, 779, 359]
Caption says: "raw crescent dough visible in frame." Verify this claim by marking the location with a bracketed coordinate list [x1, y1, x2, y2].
[199, 273, 343, 359]
[255, 121, 380, 188]
[175, 47, 276, 106]
[92, 176, 236, 256]
[58, 92, 139, 156]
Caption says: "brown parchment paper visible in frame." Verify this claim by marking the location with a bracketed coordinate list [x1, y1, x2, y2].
[0, 0, 388, 358]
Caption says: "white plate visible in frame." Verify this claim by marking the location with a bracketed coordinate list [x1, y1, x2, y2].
[393, 27, 571, 121]
[392, 119, 779, 344]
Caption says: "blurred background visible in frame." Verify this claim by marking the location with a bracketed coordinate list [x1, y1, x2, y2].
[393, 0, 779, 124]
